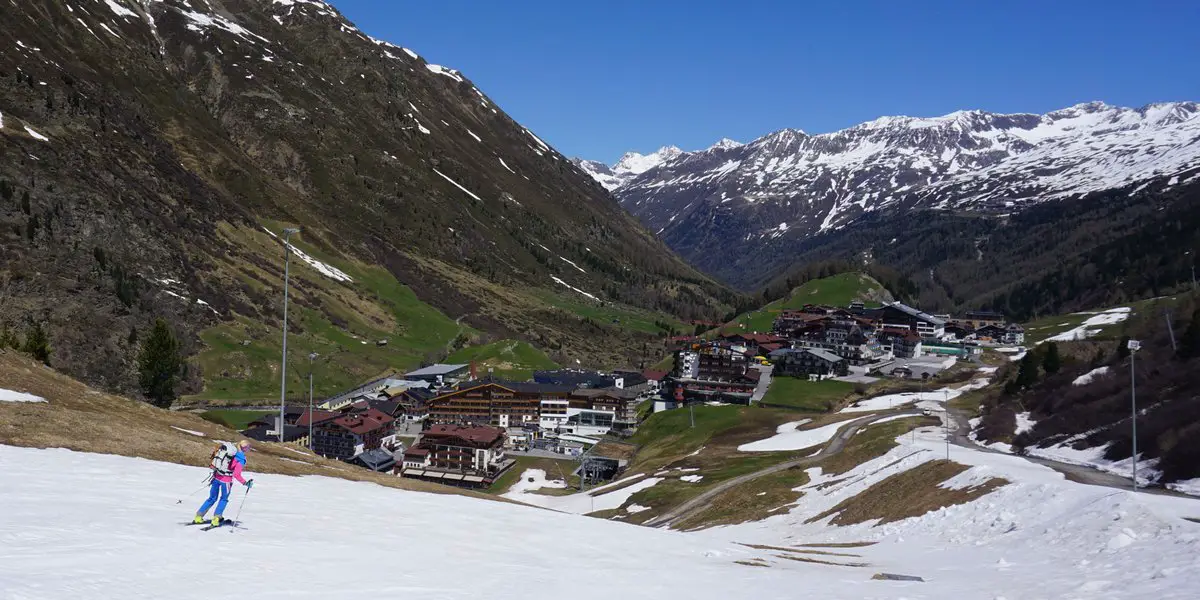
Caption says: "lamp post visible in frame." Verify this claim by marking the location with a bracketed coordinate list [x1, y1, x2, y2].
[308, 351, 318, 451]
[944, 389, 950, 460]
[278, 227, 300, 442]
[1128, 339, 1141, 492]
[1187, 251, 1197, 290]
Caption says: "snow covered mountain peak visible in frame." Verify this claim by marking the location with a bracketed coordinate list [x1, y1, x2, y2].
[615, 146, 685, 176]
[606, 101, 1200, 278]
[707, 138, 744, 150]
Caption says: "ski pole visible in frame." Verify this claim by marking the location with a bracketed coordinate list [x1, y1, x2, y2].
[176, 474, 213, 504]
[231, 486, 251, 525]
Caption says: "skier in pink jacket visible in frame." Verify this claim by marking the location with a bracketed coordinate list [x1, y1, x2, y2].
[194, 440, 254, 526]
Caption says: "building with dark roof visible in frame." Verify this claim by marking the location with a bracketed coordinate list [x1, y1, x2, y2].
[769, 348, 848, 378]
[401, 424, 513, 487]
[871, 302, 946, 339]
[533, 369, 618, 389]
[403, 363, 471, 385]
[427, 381, 574, 428]
[312, 408, 395, 461]
[352, 447, 397, 473]
[241, 424, 308, 444]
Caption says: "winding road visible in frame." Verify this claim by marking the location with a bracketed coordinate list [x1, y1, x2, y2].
[644, 409, 920, 528]
[943, 407, 1187, 497]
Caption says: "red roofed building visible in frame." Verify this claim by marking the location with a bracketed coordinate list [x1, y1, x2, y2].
[312, 408, 395, 461]
[295, 409, 340, 428]
[401, 424, 513, 486]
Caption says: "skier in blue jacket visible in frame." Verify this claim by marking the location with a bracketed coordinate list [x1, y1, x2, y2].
[194, 440, 254, 526]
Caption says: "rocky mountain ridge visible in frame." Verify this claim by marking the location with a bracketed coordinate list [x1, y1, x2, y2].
[0, 0, 730, 398]
[578, 102, 1200, 288]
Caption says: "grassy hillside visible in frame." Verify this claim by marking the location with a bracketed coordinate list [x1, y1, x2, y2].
[447, 339, 559, 381]
[0, 0, 735, 407]
[723, 273, 890, 334]
[185, 224, 470, 405]
[0, 350, 494, 499]
[759, 378, 856, 412]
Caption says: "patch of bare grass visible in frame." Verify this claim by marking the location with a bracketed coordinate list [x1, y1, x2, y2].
[673, 467, 810, 529]
[737, 543, 861, 558]
[773, 554, 868, 568]
[796, 541, 876, 548]
[817, 416, 939, 476]
[807, 460, 1007, 526]
[734, 559, 771, 568]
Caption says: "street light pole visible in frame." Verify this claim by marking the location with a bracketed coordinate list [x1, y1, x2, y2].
[308, 352, 318, 451]
[279, 227, 300, 443]
[944, 389, 950, 460]
[1128, 339, 1141, 492]
[1187, 251, 1196, 290]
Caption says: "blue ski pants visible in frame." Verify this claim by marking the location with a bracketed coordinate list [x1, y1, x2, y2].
[197, 478, 231, 517]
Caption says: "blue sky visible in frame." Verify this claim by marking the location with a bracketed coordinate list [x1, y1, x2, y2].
[331, 0, 1200, 164]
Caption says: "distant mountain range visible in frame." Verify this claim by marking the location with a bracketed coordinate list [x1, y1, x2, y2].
[574, 102, 1200, 292]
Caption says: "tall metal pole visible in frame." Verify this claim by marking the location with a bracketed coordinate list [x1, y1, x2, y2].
[308, 352, 317, 450]
[944, 389, 950, 460]
[1188, 251, 1196, 290]
[1129, 341, 1139, 492]
[279, 227, 300, 443]
[1165, 311, 1177, 352]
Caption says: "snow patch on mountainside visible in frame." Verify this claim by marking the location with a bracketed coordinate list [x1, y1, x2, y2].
[1044, 308, 1131, 342]
[1073, 366, 1111, 386]
[261, 228, 353, 283]
[0, 389, 46, 403]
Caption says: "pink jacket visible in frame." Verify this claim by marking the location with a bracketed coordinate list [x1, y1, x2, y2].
[214, 456, 248, 485]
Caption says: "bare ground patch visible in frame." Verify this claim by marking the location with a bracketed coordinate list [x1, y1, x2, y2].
[773, 553, 869, 568]
[736, 543, 862, 558]
[806, 460, 1007, 526]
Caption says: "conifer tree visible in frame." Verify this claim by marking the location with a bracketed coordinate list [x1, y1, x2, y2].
[138, 319, 182, 408]
[1016, 351, 1039, 389]
[1042, 342, 1062, 374]
[21, 322, 50, 364]
[0, 323, 19, 349]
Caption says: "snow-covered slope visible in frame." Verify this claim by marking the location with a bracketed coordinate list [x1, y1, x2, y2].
[0, 445, 803, 599]
[709, 424, 1200, 600]
[5, 439, 1199, 599]
[585, 102, 1200, 281]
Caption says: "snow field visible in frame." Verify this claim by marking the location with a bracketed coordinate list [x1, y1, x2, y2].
[506, 468, 566, 494]
[1044, 307, 1131, 343]
[1073, 366, 1111, 386]
[0, 388, 46, 403]
[503, 469, 664, 514]
[738, 419, 846, 452]
[705, 424, 1200, 599]
[0, 446, 817, 600]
